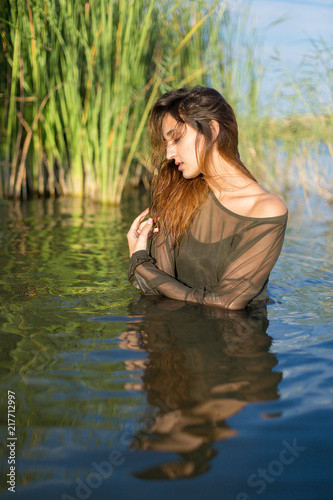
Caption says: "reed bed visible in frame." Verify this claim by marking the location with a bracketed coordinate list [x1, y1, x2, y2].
[1, 0, 332, 203]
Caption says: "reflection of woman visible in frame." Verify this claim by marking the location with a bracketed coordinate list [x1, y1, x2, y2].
[125, 297, 282, 480]
[127, 87, 287, 309]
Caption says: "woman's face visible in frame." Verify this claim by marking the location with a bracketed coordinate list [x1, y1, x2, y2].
[162, 114, 202, 179]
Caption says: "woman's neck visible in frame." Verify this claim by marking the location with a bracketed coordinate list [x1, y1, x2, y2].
[206, 156, 257, 199]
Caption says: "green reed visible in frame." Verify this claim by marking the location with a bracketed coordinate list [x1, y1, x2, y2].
[0, 0, 223, 202]
[259, 37, 333, 201]
[0, 0, 332, 203]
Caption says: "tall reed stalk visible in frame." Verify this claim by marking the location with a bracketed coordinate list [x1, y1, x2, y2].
[1, 0, 332, 203]
[0, 0, 226, 202]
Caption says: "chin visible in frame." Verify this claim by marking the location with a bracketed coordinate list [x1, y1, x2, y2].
[182, 171, 201, 180]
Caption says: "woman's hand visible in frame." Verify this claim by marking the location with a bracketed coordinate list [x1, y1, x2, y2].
[127, 208, 156, 257]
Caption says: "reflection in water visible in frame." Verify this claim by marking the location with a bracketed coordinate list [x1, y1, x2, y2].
[0, 198, 331, 498]
[121, 296, 282, 480]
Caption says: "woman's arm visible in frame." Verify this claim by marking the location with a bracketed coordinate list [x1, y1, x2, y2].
[128, 216, 287, 310]
[128, 225, 176, 293]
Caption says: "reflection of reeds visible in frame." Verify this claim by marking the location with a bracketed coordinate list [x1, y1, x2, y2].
[0, 1, 332, 203]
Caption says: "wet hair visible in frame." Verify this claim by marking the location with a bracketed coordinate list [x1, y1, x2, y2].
[149, 86, 256, 246]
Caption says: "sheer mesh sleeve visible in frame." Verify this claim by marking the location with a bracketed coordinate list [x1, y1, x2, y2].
[128, 229, 176, 294]
[128, 215, 287, 310]
[128, 190, 287, 310]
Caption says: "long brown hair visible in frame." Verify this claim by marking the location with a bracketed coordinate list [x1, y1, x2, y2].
[149, 86, 256, 246]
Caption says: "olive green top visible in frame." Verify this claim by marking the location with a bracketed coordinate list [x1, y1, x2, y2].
[129, 190, 288, 309]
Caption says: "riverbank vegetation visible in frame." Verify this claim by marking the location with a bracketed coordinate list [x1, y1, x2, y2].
[1, 0, 332, 203]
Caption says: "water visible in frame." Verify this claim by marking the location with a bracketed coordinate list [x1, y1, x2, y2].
[0, 192, 332, 500]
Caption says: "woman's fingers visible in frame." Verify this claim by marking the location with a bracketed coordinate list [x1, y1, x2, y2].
[134, 207, 150, 228]
[127, 208, 155, 257]
[136, 208, 150, 226]
[136, 218, 154, 244]
[127, 208, 149, 238]
[127, 217, 154, 257]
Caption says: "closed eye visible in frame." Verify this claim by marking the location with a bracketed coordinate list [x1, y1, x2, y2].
[163, 136, 181, 148]
[162, 122, 185, 145]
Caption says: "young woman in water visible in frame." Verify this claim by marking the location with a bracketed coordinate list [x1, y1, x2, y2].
[127, 86, 288, 310]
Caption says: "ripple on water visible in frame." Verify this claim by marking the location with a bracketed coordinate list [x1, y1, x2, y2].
[0, 196, 333, 500]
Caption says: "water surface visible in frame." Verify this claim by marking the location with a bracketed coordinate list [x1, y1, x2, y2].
[0, 192, 332, 500]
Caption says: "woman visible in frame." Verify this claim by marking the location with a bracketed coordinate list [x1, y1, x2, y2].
[127, 87, 288, 310]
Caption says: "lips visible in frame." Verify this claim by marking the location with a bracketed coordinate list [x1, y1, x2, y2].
[175, 161, 183, 170]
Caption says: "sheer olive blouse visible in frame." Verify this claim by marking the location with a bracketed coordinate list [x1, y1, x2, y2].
[128, 190, 287, 309]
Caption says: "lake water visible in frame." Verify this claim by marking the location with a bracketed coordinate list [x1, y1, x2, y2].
[0, 190, 332, 500]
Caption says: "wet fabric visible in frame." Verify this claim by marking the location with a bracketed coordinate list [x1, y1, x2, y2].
[129, 190, 288, 309]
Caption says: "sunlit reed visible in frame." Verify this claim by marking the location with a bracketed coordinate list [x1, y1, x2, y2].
[0, 0, 332, 203]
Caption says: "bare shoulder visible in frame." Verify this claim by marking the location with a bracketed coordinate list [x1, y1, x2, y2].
[217, 182, 288, 218]
[252, 190, 288, 218]
[231, 186, 287, 218]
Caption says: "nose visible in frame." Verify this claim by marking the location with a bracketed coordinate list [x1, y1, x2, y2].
[166, 142, 176, 160]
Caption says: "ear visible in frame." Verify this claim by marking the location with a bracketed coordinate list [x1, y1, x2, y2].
[209, 120, 220, 142]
